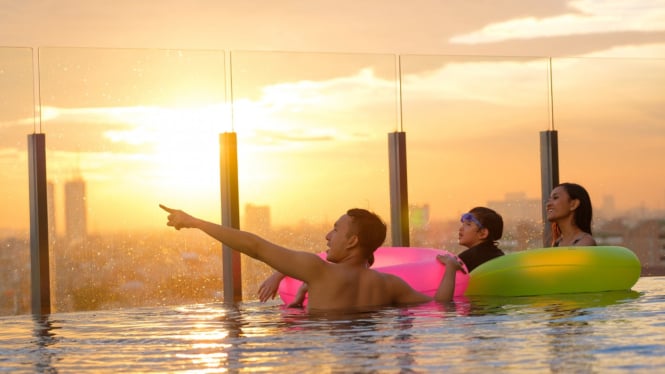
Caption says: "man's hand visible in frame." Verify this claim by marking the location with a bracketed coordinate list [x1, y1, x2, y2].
[286, 283, 308, 308]
[159, 204, 197, 230]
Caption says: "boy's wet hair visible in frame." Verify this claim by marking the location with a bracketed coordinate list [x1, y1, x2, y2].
[469, 206, 503, 243]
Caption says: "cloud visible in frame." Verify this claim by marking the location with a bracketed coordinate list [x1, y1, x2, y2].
[2, 0, 665, 58]
[450, 0, 665, 44]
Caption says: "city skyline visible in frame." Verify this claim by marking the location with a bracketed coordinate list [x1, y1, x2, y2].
[34, 174, 665, 237]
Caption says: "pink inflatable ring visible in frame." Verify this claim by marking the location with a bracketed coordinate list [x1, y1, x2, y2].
[278, 247, 470, 306]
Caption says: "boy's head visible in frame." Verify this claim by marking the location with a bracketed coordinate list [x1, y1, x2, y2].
[468, 206, 503, 243]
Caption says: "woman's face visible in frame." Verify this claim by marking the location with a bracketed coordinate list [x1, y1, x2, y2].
[546, 186, 577, 222]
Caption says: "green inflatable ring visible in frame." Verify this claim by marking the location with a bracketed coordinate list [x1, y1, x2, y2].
[465, 246, 641, 296]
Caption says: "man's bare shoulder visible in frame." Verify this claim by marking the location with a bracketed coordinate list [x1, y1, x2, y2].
[374, 269, 432, 305]
[374, 271, 410, 286]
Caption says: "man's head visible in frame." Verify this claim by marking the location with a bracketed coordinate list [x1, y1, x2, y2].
[326, 208, 386, 266]
[346, 208, 386, 266]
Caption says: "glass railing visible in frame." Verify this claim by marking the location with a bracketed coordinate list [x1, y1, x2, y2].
[552, 56, 665, 270]
[400, 55, 551, 251]
[229, 51, 398, 290]
[1, 47, 663, 315]
[0, 47, 35, 316]
[37, 48, 227, 313]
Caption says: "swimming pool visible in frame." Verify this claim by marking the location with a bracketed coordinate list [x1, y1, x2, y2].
[1, 276, 664, 373]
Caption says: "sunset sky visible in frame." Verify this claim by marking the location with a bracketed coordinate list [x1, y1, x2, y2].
[1, 0, 665, 233]
[1, 0, 664, 57]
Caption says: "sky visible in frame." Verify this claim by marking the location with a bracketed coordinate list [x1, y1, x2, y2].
[1, 0, 665, 57]
[1, 0, 665, 233]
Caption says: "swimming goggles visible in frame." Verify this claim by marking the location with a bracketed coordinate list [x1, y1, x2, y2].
[461, 212, 484, 229]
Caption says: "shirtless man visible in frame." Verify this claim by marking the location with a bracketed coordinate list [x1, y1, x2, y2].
[160, 204, 453, 312]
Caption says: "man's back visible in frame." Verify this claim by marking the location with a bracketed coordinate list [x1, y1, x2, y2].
[305, 263, 430, 312]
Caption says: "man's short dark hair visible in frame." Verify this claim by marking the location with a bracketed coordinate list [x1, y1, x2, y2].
[346, 208, 387, 266]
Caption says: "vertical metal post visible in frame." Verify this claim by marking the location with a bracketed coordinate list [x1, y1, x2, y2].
[28, 133, 51, 315]
[219, 132, 242, 302]
[540, 130, 559, 247]
[388, 131, 410, 246]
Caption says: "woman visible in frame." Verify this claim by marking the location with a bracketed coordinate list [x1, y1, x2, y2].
[546, 182, 597, 247]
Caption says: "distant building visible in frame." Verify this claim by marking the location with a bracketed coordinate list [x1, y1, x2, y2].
[64, 178, 87, 242]
[487, 192, 541, 224]
[47, 181, 57, 242]
[624, 219, 665, 274]
[600, 195, 616, 217]
[47, 181, 58, 307]
[486, 192, 543, 250]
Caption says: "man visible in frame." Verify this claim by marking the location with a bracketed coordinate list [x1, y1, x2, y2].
[160, 204, 452, 312]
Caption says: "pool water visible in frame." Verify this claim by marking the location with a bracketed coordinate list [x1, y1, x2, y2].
[1, 277, 664, 373]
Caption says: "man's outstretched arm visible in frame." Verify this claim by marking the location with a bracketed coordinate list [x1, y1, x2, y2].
[160, 204, 325, 282]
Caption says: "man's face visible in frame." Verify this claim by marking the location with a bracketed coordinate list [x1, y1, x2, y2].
[325, 214, 355, 262]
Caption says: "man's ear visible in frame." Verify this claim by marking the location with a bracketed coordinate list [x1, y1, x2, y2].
[346, 234, 359, 249]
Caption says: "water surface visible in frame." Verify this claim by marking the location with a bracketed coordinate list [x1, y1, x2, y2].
[1, 277, 664, 373]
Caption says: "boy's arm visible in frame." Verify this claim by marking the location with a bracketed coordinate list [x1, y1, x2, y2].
[434, 254, 465, 302]
[160, 204, 325, 283]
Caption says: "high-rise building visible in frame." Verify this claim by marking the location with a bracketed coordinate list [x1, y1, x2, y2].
[47, 181, 58, 308]
[47, 181, 56, 242]
[64, 178, 87, 242]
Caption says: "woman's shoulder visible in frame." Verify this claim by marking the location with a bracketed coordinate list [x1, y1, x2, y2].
[574, 233, 597, 246]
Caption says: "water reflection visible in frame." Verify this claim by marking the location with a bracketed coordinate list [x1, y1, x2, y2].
[546, 307, 595, 372]
[176, 304, 244, 371]
[463, 290, 641, 372]
[394, 310, 417, 372]
[31, 314, 59, 373]
[543, 291, 640, 373]
[3, 285, 657, 372]
[465, 290, 641, 315]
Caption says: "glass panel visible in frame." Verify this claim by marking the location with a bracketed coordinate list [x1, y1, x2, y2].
[0, 48, 34, 316]
[553, 57, 665, 274]
[400, 55, 551, 252]
[229, 51, 398, 291]
[38, 48, 226, 312]
[11, 49, 662, 314]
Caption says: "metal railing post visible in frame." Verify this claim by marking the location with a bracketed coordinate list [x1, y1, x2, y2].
[219, 132, 242, 302]
[388, 131, 410, 247]
[28, 133, 51, 315]
[540, 130, 559, 247]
